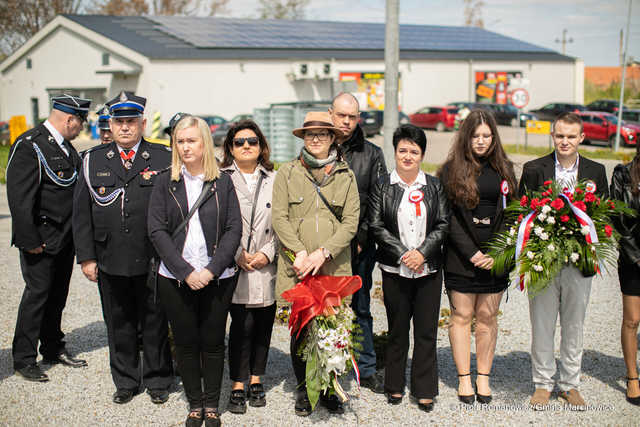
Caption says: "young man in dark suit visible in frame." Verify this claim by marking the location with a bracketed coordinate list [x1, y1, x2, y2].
[7, 95, 91, 382]
[519, 112, 608, 409]
[73, 91, 173, 405]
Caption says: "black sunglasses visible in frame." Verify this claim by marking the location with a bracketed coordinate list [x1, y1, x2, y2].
[233, 137, 259, 147]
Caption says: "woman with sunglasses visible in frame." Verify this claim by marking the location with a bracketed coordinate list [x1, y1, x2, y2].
[148, 115, 242, 426]
[219, 120, 278, 414]
[272, 111, 360, 417]
[437, 110, 516, 405]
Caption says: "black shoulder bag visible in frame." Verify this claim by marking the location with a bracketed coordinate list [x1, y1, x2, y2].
[306, 175, 342, 223]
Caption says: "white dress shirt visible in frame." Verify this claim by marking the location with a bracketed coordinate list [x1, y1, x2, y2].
[159, 166, 235, 280]
[379, 170, 435, 279]
[43, 120, 68, 156]
[555, 153, 579, 192]
[117, 141, 141, 164]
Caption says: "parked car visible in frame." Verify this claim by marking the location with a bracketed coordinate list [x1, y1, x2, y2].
[212, 114, 253, 146]
[410, 106, 458, 131]
[529, 103, 586, 122]
[484, 103, 537, 127]
[359, 110, 410, 137]
[586, 99, 627, 113]
[622, 109, 640, 125]
[579, 111, 639, 147]
[201, 115, 226, 133]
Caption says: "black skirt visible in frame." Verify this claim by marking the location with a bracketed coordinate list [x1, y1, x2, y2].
[618, 262, 640, 296]
[445, 269, 508, 294]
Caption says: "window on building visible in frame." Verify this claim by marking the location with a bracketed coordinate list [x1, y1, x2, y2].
[26, 58, 32, 69]
[102, 53, 110, 66]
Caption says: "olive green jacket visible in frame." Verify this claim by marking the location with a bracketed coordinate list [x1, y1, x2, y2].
[272, 158, 360, 304]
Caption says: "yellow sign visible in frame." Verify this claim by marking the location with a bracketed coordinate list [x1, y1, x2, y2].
[526, 120, 551, 135]
[9, 116, 28, 144]
[476, 84, 494, 99]
[146, 136, 170, 147]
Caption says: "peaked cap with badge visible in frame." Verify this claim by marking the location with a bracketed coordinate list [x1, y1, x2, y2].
[52, 94, 91, 121]
[108, 91, 146, 118]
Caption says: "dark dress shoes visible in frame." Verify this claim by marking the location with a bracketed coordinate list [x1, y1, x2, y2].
[387, 393, 402, 405]
[113, 389, 136, 404]
[15, 364, 49, 382]
[148, 388, 169, 404]
[294, 390, 312, 417]
[43, 352, 88, 368]
[185, 409, 203, 427]
[319, 393, 344, 414]
[227, 389, 247, 414]
[418, 400, 434, 412]
[248, 383, 266, 407]
[360, 374, 385, 394]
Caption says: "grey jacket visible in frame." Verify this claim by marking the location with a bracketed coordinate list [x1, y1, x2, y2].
[222, 163, 277, 307]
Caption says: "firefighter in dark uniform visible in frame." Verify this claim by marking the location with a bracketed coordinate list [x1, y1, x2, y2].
[7, 94, 91, 382]
[72, 91, 173, 405]
[98, 105, 113, 145]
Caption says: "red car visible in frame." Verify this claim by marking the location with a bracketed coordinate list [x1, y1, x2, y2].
[579, 111, 639, 146]
[410, 106, 458, 131]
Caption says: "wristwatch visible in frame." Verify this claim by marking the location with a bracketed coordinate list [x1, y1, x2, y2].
[321, 247, 332, 259]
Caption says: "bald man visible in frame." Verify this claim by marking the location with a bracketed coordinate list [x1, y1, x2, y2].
[329, 93, 387, 393]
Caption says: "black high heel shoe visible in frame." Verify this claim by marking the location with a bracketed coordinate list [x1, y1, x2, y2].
[626, 377, 640, 406]
[475, 372, 492, 405]
[457, 373, 475, 405]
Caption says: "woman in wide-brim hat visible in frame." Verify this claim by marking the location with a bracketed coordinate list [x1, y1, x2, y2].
[271, 111, 360, 417]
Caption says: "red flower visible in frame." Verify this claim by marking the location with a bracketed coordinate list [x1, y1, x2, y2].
[550, 198, 565, 210]
[520, 195, 529, 207]
[585, 193, 596, 203]
[608, 201, 616, 210]
[530, 198, 540, 210]
[540, 198, 551, 206]
[573, 201, 587, 211]
[596, 197, 601, 206]
[518, 214, 524, 222]
[575, 188, 584, 194]
[543, 180, 553, 186]
[562, 187, 570, 194]
[560, 215, 570, 222]
[604, 225, 613, 238]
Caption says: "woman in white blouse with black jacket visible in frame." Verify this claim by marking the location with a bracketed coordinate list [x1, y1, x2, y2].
[367, 124, 450, 413]
[148, 115, 241, 427]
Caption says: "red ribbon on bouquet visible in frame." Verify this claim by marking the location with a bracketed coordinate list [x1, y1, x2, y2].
[281, 275, 362, 338]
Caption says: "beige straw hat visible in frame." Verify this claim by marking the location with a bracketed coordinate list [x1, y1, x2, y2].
[292, 111, 344, 139]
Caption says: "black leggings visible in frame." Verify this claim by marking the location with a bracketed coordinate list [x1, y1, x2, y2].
[157, 274, 237, 409]
[228, 303, 277, 382]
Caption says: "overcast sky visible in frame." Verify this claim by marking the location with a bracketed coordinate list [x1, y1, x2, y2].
[222, 0, 639, 67]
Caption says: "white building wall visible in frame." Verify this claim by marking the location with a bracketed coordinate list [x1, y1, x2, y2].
[0, 27, 137, 125]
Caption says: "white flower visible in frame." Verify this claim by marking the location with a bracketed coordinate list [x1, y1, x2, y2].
[546, 217, 556, 224]
[326, 354, 346, 373]
[527, 251, 535, 260]
[547, 244, 555, 251]
[580, 225, 590, 236]
[534, 226, 544, 236]
[509, 227, 516, 236]
[537, 213, 547, 222]
[541, 205, 552, 214]
[540, 232, 549, 241]
[506, 237, 512, 245]
[570, 252, 580, 263]
[533, 264, 544, 272]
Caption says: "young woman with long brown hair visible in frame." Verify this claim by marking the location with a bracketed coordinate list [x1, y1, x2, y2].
[437, 109, 516, 405]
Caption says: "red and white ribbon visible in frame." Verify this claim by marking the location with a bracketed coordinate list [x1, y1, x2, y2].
[559, 193, 599, 244]
[351, 353, 361, 392]
[500, 180, 509, 209]
[514, 210, 536, 291]
[408, 190, 424, 217]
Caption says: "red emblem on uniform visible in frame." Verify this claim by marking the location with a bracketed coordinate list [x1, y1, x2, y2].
[408, 190, 424, 216]
[585, 180, 596, 193]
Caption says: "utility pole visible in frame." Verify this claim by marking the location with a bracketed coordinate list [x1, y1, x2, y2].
[383, 0, 399, 169]
[615, 0, 633, 152]
[555, 29, 573, 55]
[620, 29, 624, 67]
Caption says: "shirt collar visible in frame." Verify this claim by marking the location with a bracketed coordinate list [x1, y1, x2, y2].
[390, 169, 426, 187]
[554, 152, 579, 173]
[181, 164, 204, 181]
[43, 120, 64, 145]
[117, 140, 141, 153]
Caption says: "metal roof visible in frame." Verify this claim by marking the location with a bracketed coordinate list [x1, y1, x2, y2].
[63, 14, 572, 62]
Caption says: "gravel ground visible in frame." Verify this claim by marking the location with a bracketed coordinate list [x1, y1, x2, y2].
[1, 142, 638, 425]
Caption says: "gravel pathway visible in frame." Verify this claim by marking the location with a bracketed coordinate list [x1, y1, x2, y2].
[0, 150, 638, 425]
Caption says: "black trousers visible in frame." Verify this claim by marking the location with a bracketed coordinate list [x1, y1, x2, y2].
[228, 303, 276, 382]
[98, 271, 173, 391]
[291, 326, 308, 387]
[12, 242, 74, 369]
[382, 270, 442, 399]
[158, 274, 237, 409]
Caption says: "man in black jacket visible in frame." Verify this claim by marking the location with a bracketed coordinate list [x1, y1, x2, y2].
[330, 93, 387, 393]
[73, 91, 173, 405]
[519, 112, 608, 409]
[7, 95, 91, 382]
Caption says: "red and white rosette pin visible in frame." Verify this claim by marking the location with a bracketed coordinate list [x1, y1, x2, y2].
[408, 190, 424, 216]
[500, 180, 509, 208]
[585, 180, 597, 193]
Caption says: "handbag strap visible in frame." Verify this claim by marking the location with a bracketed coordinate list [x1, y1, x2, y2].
[306, 174, 342, 223]
[171, 180, 214, 239]
[246, 171, 265, 252]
